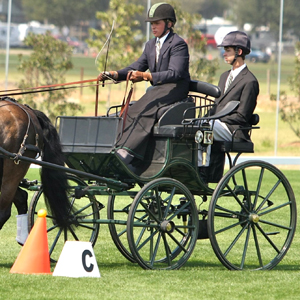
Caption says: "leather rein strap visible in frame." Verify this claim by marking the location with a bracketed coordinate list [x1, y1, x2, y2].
[119, 71, 134, 129]
[0, 78, 100, 98]
[0, 75, 132, 121]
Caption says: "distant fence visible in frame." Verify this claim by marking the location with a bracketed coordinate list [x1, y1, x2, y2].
[226, 156, 300, 167]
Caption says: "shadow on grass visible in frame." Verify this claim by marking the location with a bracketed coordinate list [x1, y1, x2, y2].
[184, 260, 223, 269]
[91, 260, 224, 270]
[0, 263, 15, 269]
[272, 264, 300, 271]
[3, 261, 299, 272]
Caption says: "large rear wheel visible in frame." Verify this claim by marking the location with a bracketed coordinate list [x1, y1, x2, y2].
[208, 161, 297, 270]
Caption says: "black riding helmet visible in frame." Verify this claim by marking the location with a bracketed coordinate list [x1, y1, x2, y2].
[145, 3, 176, 38]
[218, 31, 251, 65]
[145, 2, 176, 23]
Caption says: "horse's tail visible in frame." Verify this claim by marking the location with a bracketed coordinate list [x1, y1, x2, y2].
[32, 109, 72, 229]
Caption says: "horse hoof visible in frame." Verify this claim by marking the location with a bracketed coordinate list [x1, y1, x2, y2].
[16, 241, 24, 246]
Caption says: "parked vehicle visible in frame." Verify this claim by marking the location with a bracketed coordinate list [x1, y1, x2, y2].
[247, 48, 270, 63]
[0, 23, 24, 48]
[202, 34, 217, 49]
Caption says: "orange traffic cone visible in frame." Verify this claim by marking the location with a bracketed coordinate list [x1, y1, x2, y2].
[10, 209, 51, 274]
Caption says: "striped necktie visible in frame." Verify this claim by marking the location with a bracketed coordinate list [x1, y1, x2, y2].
[224, 72, 233, 93]
[156, 39, 160, 63]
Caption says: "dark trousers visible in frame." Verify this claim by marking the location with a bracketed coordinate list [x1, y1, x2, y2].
[116, 80, 189, 160]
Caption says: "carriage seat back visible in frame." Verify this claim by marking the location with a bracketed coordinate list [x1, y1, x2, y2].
[155, 80, 221, 127]
[156, 99, 195, 126]
[189, 80, 221, 98]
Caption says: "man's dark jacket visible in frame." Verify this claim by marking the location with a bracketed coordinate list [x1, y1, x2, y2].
[209, 66, 259, 141]
[116, 31, 190, 160]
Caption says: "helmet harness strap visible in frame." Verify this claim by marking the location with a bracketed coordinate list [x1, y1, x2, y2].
[159, 19, 172, 38]
[230, 47, 240, 66]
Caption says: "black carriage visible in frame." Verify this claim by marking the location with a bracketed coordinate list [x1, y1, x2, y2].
[23, 80, 297, 270]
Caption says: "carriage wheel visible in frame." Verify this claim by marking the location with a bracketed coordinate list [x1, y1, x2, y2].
[208, 160, 297, 270]
[107, 194, 136, 263]
[127, 178, 198, 270]
[28, 174, 100, 262]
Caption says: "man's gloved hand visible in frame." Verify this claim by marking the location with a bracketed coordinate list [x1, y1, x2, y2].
[130, 71, 152, 83]
[97, 71, 118, 81]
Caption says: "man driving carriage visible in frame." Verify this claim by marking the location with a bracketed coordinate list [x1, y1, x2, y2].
[198, 31, 259, 182]
[98, 2, 190, 165]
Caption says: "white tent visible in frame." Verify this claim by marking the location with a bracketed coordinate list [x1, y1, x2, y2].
[214, 26, 238, 46]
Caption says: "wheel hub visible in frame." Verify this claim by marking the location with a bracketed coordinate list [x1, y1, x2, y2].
[249, 213, 260, 223]
[160, 220, 175, 233]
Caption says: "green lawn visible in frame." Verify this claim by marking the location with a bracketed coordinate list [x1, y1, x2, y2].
[0, 168, 299, 300]
[0, 47, 299, 300]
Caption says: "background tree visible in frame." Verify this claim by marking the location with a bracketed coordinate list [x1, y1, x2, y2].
[21, 0, 109, 27]
[17, 0, 300, 40]
[88, 0, 218, 83]
[169, 0, 219, 82]
[279, 42, 300, 139]
[231, 0, 300, 39]
[87, 0, 145, 71]
[17, 32, 83, 123]
[163, 0, 229, 18]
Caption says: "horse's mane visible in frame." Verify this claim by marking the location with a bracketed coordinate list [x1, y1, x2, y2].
[0, 96, 18, 102]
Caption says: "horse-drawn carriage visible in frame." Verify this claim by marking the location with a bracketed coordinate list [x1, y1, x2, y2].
[0, 80, 297, 270]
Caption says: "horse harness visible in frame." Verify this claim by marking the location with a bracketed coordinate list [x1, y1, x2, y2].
[0, 97, 41, 164]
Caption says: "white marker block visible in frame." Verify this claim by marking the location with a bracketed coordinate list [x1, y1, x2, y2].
[53, 241, 100, 278]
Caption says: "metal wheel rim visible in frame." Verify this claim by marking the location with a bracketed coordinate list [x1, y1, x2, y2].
[107, 194, 136, 263]
[127, 178, 199, 270]
[208, 160, 297, 270]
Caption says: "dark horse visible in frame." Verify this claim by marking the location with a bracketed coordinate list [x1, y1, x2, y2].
[0, 97, 72, 232]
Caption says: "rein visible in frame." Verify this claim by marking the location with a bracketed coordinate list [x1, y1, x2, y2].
[0, 78, 100, 97]
[119, 71, 134, 130]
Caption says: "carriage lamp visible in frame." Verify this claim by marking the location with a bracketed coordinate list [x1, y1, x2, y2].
[195, 120, 214, 145]
[203, 130, 213, 145]
[195, 130, 213, 145]
[195, 130, 203, 144]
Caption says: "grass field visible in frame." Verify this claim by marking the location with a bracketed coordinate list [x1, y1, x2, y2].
[0, 168, 299, 300]
[1, 48, 298, 157]
[0, 50, 299, 299]
[1, 48, 293, 95]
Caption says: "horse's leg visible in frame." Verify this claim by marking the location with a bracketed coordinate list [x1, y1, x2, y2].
[13, 186, 29, 245]
[13, 187, 28, 215]
[0, 160, 30, 230]
[0, 160, 26, 221]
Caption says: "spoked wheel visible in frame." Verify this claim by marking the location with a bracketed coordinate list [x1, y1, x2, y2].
[127, 178, 199, 270]
[208, 160, 297, 270]
[28, 174, 101, 262]
[107, 194, 136, 263]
